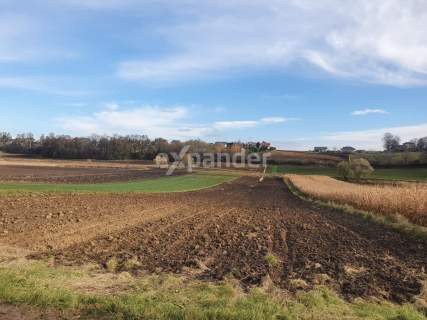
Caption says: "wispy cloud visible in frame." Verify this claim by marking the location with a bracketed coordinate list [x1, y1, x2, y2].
[351, 109, 389, 116]
[213, 121, 259, 130]
[261, 117, 298, 124]
[0, 12, 78, 64]
[59, 105, 195, 138]
[115, 1, 427, 87]
[58, 103, 292, 139]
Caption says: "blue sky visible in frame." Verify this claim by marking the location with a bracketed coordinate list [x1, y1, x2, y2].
[1, 0, 427, 150]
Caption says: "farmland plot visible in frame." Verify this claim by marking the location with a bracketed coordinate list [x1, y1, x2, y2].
[1, 177, 426, 304]
[285, 174, 427, 227]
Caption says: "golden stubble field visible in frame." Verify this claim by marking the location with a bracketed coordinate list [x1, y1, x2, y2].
[285, 174, 427, 227]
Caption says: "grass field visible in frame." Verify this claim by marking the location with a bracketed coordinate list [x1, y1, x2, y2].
[269, 165, 427, 181]
[0, 259, 424, 320]
[0, 174, 236, 193]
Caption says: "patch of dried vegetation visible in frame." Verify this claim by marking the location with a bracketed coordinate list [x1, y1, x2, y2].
[285, 174, 427, 227]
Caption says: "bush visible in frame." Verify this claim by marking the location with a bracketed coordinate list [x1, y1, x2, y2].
[337, 161, 352, 181]
[350, 158, 374, 180]
[337, 158, 374, 181]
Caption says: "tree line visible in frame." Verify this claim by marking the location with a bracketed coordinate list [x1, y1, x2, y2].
[0, 132, 273, 160]
[383, 133, 427, 152]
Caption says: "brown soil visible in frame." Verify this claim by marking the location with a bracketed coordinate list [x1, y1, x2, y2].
[0, 165, 183, 184]
[1, 177, 426, 303]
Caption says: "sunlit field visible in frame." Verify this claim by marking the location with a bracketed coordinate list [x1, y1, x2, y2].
[285, 174, 427, 227]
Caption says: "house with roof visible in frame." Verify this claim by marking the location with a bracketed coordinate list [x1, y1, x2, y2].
[341, 146, 356, 153]
[314, 147, 328, 153]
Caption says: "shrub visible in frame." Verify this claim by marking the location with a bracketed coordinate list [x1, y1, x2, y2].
[337, 159, 374, 181]
[337, 161, 352, 181]
[350, 158, 374, 181]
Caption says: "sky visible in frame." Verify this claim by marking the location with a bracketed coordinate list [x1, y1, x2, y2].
[1, 0, 427, 150]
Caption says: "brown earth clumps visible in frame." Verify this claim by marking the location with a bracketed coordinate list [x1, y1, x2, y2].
[0, 177, 426, 303]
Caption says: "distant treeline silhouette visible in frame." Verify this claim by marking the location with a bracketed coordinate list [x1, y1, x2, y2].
[0, 132, 273, 160]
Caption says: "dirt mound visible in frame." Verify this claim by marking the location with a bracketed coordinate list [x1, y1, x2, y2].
[10, 178, 423, 303]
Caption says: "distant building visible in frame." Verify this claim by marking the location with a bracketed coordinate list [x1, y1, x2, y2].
[341, 146, 356, 153]
[245, 142, 258, 149]
[214, 141, 228, 149]
[226, 142, 237, 149]
[314, 147, 328, 153]
[154, 153, 169, 168]
[402, 142, 417, 152]
[260, 141, 271, 149]
[391, 142, 417, 152]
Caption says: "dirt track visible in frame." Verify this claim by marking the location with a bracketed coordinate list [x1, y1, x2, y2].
[1, 177, 426, 302]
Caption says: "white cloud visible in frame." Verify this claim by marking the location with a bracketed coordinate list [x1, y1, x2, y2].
[4, 1, 427, 87]
[59, 105, 197, 139]
[116, 0, 427, 86]
[213, 121, 259, 129]
[261, 117, 298, 124]
[58, 104, 290, 139]
[351, 109, 389, 116]
[213, 117, 297, 129]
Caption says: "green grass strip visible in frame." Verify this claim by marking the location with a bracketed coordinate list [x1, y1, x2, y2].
[0, 174, 236, 193]
[0, 261, 424, 320]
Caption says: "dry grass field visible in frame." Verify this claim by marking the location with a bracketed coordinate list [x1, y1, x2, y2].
[285, 174, 427, 227]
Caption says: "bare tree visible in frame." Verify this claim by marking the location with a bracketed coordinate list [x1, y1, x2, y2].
[417, 137, 427, 151]
[0, 132, 12, 148]
[383, 133, 400, 151]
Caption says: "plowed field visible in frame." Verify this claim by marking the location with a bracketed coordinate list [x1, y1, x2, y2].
[0, 165, 181, 184]
[1, 177, 426, 303]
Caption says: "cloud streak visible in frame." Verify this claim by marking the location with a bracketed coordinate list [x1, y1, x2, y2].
[351, 109, 389, 116]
